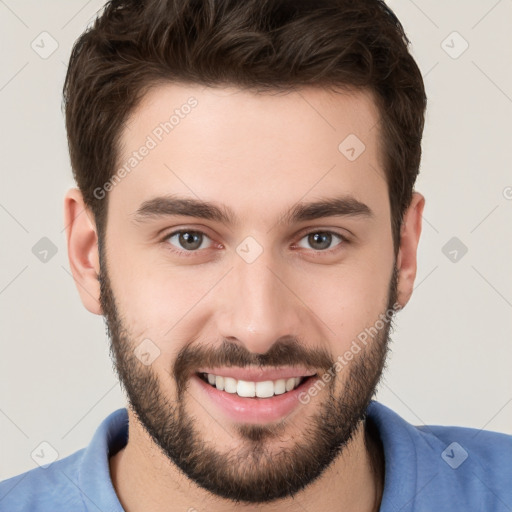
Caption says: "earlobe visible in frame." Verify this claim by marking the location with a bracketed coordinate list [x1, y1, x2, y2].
[396, 192, 425, 309]
[63, 188, 102, 315]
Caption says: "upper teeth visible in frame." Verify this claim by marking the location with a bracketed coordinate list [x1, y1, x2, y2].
[204, 373, 304, 398]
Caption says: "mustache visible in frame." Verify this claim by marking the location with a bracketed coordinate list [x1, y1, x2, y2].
[172, 336, 334, 396]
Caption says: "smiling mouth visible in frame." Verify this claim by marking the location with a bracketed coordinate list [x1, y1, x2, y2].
[197, 371, 316, 399]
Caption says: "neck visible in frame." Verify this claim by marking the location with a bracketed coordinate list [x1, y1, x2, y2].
[109, 409, 384, 512]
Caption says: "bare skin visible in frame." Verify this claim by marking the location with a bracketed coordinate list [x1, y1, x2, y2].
[64, 84, 424, 512]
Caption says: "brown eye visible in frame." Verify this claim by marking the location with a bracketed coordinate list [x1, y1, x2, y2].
[297, 231, 345, 252]
[165, 230, 211, 252]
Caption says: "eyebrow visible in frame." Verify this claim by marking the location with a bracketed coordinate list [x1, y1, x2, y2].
[132, 194, 374, 227]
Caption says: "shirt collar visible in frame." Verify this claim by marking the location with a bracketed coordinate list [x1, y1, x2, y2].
[76, 401, 439, 512]
[78, 407, 128, 512]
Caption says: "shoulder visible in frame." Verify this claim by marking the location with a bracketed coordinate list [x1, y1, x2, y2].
[418, 424, 512, 511]
[419, 421, 512, 469]
[0, 407, 128, 512]
[419, 421, 512, 493]
[0, 449, 87, 511]
[367, 401, 512, 511]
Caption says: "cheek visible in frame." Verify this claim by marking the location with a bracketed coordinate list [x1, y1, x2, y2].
[107, 243, 219, 347]
[104, 239, 177, 333]
[113, 271, 196, 336]
[297, 255, 393, 355]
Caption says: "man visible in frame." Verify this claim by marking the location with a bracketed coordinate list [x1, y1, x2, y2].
[1, 0, 510, 510]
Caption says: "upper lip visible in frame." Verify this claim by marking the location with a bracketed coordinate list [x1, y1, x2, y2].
[196, 367, 317, 382]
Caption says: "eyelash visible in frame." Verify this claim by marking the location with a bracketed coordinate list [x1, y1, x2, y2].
[160, 228, 349, 258]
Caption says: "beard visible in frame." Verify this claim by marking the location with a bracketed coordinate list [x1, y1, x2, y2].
[99, 240, 398, 504]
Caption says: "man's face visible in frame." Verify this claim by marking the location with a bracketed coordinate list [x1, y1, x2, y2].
[99, 84, 398, 503]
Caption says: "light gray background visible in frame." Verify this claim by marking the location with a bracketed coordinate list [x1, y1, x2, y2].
[1, 0, 511, 480]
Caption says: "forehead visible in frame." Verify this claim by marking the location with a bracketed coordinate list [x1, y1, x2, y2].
[110, 83, 388, 225]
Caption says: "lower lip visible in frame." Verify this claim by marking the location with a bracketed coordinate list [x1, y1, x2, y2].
[192, 373, 318, 424]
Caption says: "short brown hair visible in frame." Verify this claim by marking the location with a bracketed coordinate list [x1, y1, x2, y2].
[63, 0, 426, 253]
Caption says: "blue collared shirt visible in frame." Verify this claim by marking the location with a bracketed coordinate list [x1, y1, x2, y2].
[1, 401, 511, 511]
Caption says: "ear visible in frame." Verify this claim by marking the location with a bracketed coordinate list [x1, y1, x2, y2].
[63, 188, 102, 315]
[396, 191, 425, 309]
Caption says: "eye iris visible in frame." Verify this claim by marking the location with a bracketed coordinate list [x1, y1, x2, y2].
[180, 231, 202, 250]
[173, 232, 337, 252]
[309, 232, 331, 250]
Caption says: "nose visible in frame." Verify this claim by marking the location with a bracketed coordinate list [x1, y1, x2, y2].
[216, 245, 304, 355]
